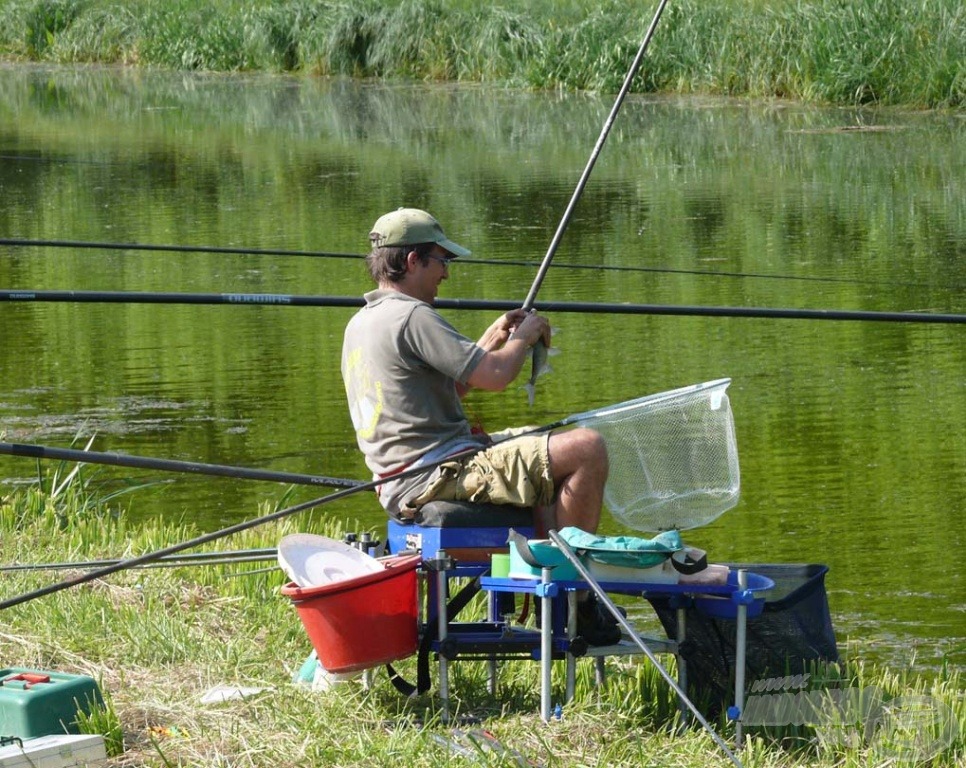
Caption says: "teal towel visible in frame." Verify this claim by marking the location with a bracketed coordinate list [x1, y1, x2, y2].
[558, 526, 682, 568]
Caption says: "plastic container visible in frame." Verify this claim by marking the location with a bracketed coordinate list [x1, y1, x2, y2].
[490, 553, 510, 578]
[0, 670, 103, 740]
[693, 570, 774, 619]
[0, 734, 106, 768]
[585, 557, 679, 585]
[508, 539, 578, 580]
[281, 554, 421, 673]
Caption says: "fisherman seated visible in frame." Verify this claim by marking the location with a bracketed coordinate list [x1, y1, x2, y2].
[341, 207, 619, 645]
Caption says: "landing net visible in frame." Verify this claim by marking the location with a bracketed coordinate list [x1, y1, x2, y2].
[570, 379, 739, 532]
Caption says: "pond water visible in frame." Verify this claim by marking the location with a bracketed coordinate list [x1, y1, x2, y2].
[0, 64, 963, 672]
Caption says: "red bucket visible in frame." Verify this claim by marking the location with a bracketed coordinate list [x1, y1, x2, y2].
[281, 553, 421, 673]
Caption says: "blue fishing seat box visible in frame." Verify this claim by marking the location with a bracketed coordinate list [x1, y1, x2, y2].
[386, 501, 535, 563]
[0, 669, 103, 739]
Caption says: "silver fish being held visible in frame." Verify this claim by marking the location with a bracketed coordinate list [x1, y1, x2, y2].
[523, 340, 559, 406]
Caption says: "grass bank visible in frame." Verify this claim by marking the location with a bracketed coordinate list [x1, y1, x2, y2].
[0, 480, 963, 767]
[0, 0, 962, 108]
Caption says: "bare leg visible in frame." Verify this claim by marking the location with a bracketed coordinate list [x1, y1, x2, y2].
[545, 427, 608, 533]
[544, 428, 610, 612]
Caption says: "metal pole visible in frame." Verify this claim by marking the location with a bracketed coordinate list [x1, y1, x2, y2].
[435, 554, 451, 723]
[548, 530, 743, 768]
[677, 603, 688, 721]
[734, 568, 748, 747]
[540, 566, 554, 722]
[566, 591, 578, 702]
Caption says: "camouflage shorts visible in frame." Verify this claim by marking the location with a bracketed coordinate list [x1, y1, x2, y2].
[405, 431, 553, 512]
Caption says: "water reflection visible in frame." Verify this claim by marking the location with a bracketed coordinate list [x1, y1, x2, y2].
[0, 65, 963, 671]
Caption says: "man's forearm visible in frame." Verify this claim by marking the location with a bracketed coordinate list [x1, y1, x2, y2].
[466, 338, 531, 391]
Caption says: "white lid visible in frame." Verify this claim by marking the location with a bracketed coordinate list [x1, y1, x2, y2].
[277, 534, 383, 588]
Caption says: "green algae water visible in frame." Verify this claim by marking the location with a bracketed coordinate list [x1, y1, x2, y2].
[0, 65, 963, 671]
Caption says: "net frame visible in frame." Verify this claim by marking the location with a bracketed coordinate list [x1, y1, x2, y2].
[570, 379, 740, 532]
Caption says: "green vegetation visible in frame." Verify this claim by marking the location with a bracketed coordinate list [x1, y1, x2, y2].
[0, 0, 962, 107]
[1, 483, 963, 766]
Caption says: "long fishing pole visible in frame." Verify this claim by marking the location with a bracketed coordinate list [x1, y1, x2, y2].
[522, 0, 670, 310]
[0, 414, 581, 610]
[2, 289, 963, 324]
[0, 548, 279, 572]
[0, 237, 358, 261]
[0, 442, 361, 489]
[0, 466, 399, 610]
[0, 397, 640, 610]
[3, 237, 957, 291]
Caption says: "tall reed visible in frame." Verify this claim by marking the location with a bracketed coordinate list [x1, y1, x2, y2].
[0, 0, 962, 107]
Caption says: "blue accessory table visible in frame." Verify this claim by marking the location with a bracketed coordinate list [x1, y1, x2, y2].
[479, 567, 774, 738]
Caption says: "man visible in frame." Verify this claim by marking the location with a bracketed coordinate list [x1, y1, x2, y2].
[341, 207, 618, 644]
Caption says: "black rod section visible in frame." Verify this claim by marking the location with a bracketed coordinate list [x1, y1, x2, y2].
[2, 290, 962, 324]
[0, 442, 361, 489]
[523, 0, 670, 310]
[2, 238, 956, 290]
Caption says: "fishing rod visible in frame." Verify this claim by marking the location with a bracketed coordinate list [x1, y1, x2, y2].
[522, 0, 670, 310]
[3, 237, 956, 291]
[0, 393, 654, 609]
[0, 468, 389, 610]
[0, 548, 279, 572]
[0, 414, 580, 610]
[0, 237, 359, 261]
[0, 441, 362, 489]
[2, 289, 963, 324]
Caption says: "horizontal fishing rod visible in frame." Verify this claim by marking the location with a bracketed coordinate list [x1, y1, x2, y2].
[0, 441, 362, 489]
[0, 237, 360, 260]
[2, 289, 963, 324]
[1, 397, 646, 609]
[0, 548, 278, 572]
[0, 415, 578, 610]
[2, 238, 954, 291]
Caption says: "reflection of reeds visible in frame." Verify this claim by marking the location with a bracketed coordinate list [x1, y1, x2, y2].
[0, 0, 961, 107]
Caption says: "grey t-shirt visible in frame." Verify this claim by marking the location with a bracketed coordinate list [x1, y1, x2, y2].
[341, 290, 486, 515]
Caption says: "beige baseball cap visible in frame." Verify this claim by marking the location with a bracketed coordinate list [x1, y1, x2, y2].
[368, 208, 471, 258]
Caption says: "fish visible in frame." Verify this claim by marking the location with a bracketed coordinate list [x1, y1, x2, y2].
[523, 339, 560, 406]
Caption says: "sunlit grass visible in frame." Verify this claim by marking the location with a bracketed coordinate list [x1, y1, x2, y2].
[0, 0, 961, 107]
[1, 484, 963, 766]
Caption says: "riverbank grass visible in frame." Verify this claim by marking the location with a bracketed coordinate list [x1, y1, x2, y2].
[0, 485, 963, 766]
[0, 0, 962, 108]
